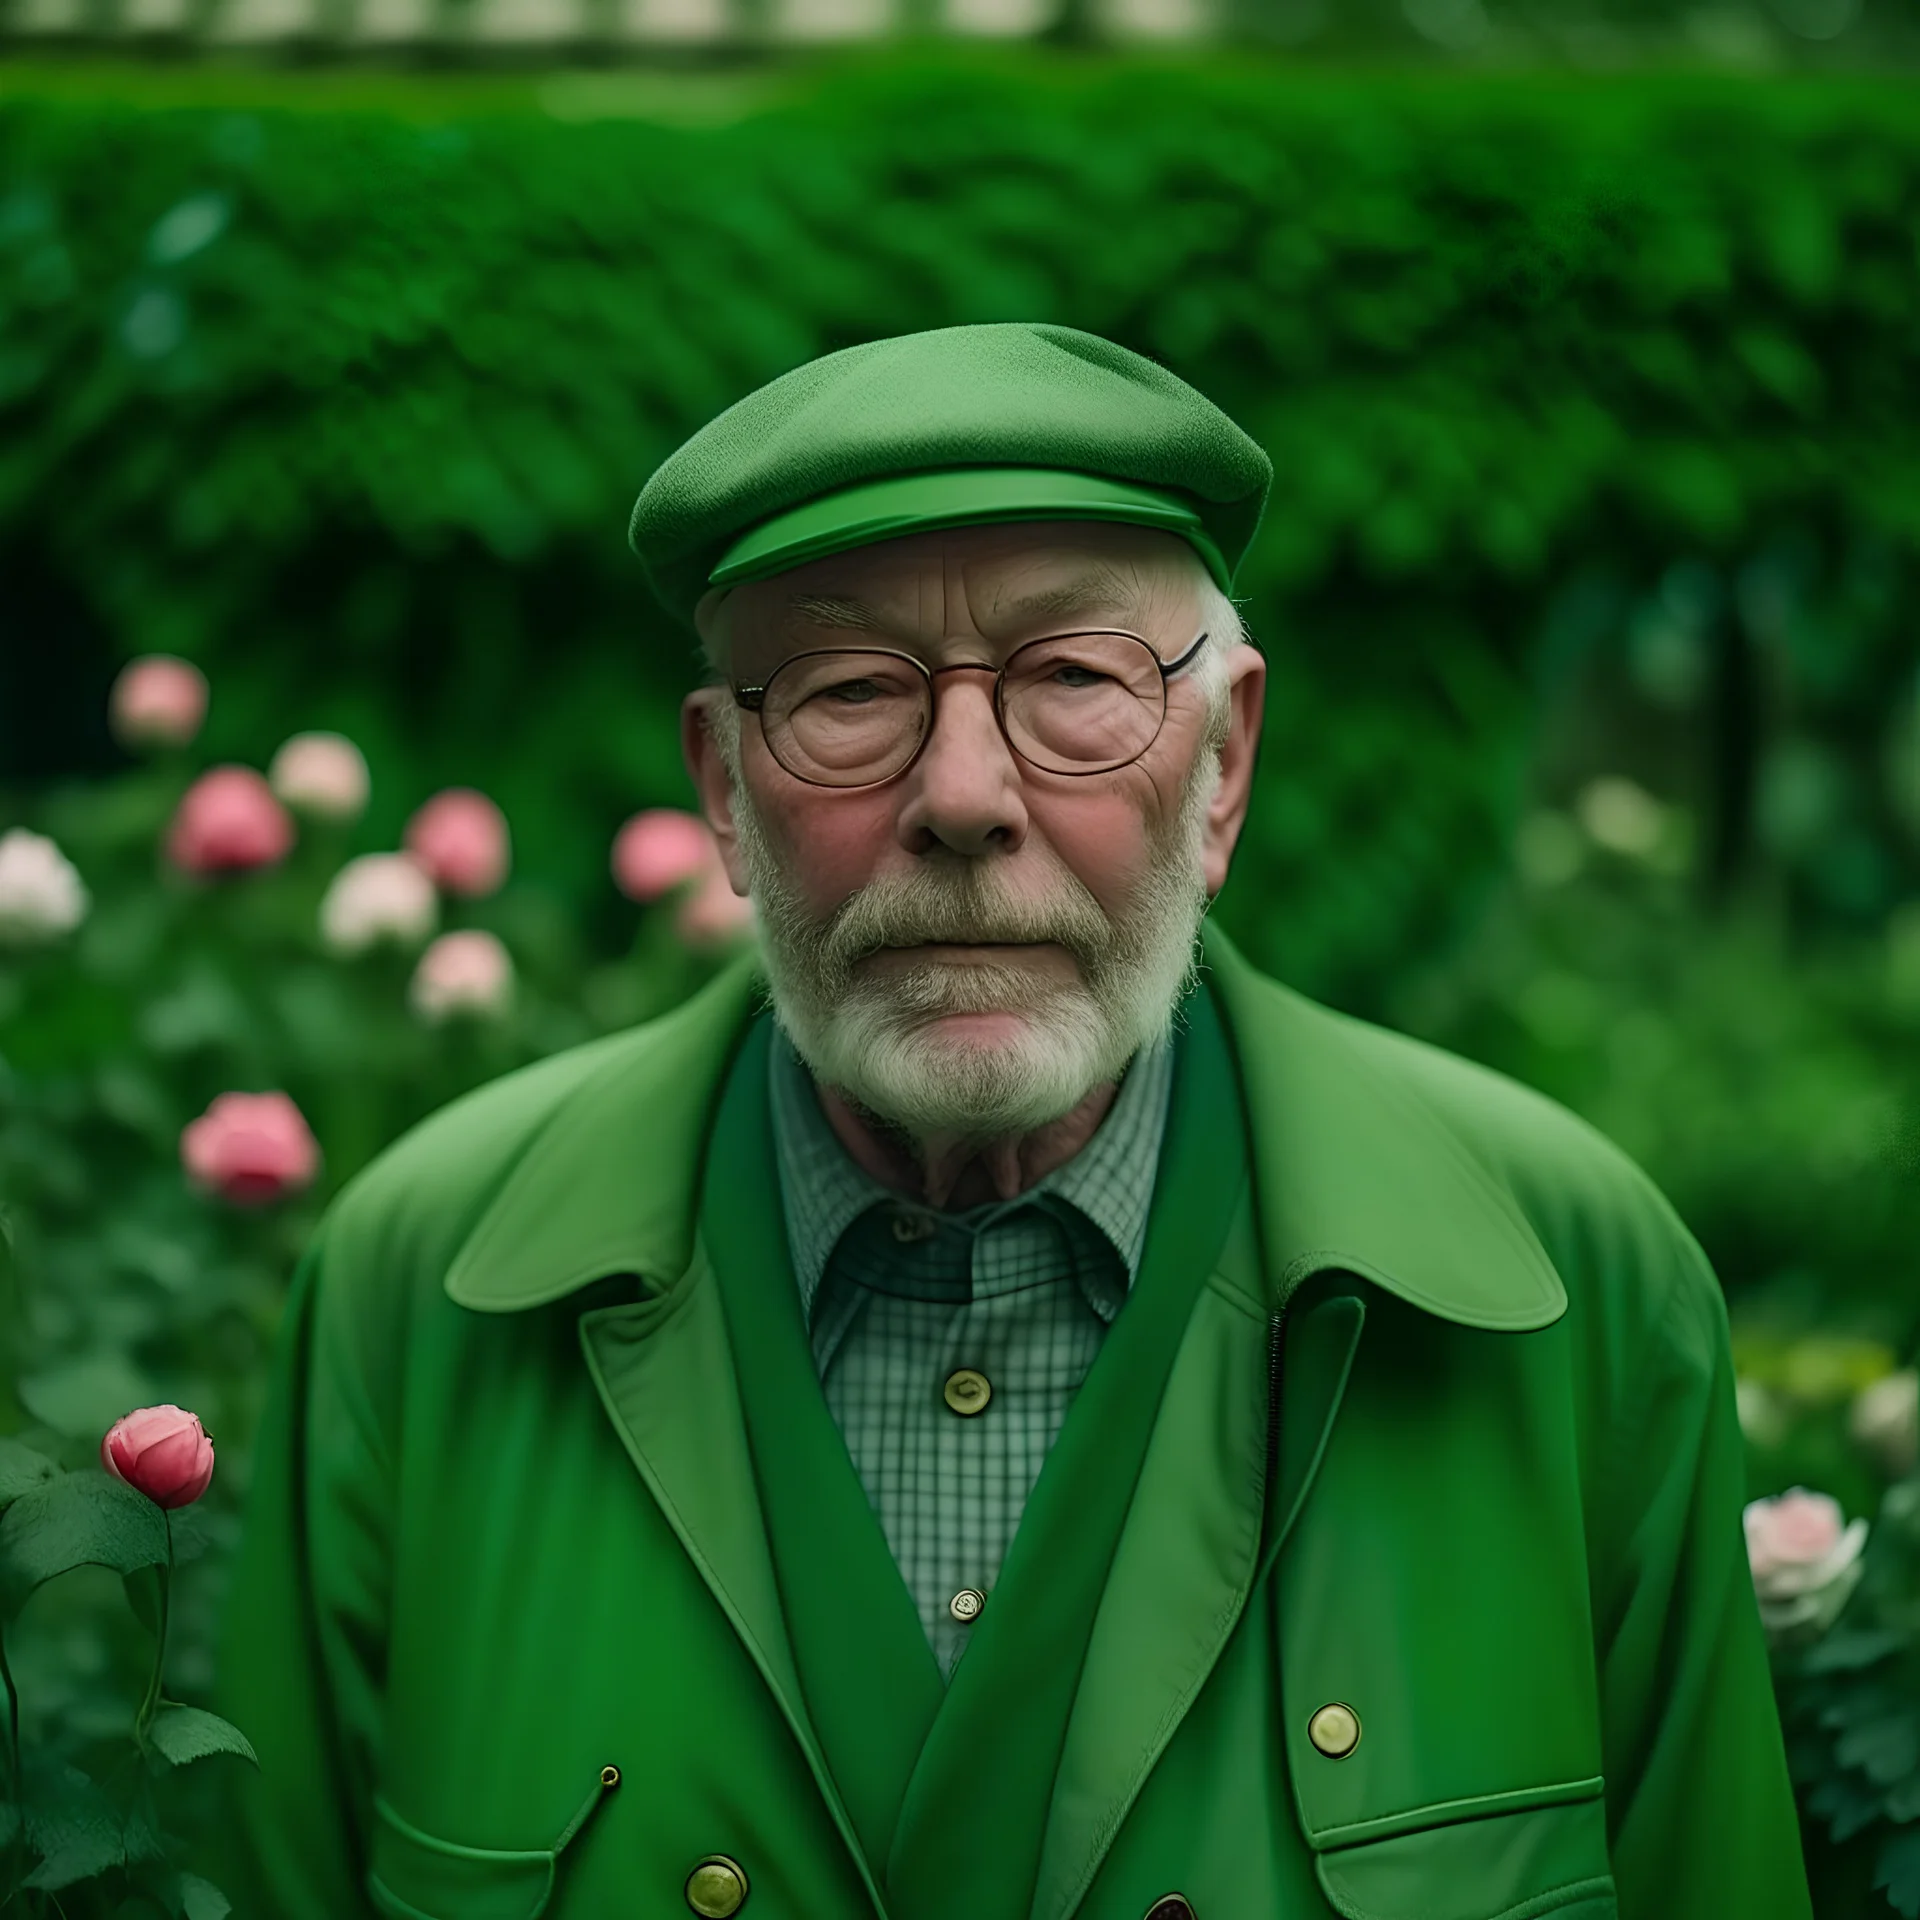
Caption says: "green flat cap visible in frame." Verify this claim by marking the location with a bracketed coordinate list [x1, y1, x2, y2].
[628, 322, 1271, 627]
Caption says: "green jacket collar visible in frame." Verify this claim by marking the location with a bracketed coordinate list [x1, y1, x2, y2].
[444, 922, 1566, 1333]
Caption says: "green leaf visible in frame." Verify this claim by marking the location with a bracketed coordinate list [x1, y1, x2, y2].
[0, 1471, 168, 1619]
[178, 1873, 233, 1920]
[1876, 1824, 1920, 1920]
[17, 1351, 162, 1440]
[0, 1436, 58, 1510]
[1837, 1708, 1920, 1787]
[145, 1703, 259, 1770]
[1805, 1627, 1909, 1675]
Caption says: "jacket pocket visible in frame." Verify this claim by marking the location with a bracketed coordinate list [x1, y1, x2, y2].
[1314, 1780, 1615, 1920]
[366, 1796, 556, 1920]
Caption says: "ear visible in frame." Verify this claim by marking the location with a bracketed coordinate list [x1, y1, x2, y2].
[681, 689, 752, 897]
[1201, 643, 1266, 898]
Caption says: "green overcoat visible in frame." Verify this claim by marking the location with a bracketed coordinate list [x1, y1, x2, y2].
[213, 925, 1812, 1920]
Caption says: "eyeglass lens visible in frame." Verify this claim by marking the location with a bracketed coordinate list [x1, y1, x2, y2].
[759, 632, 1169, 788]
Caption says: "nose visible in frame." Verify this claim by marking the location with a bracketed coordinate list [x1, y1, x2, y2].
[893, 665, 1029, 859]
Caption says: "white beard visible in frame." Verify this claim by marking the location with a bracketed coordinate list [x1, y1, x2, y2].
[729, 756, 1221, 1145]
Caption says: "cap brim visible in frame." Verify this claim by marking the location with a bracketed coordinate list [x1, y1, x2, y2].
[707, 466, 1232, 594]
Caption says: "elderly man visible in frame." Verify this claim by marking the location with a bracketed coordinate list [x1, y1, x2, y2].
[217, 323, 1811, 1920]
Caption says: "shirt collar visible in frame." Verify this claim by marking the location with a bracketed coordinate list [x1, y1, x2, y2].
[768, 1027, 1174, 1328]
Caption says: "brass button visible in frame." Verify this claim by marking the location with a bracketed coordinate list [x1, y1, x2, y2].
[949, 1586, 987, 1623]
[1144, 1899, 1196, 1920]
[685, 1854, 749, 1916]
[943, 1368, 992, 1416]
[1308, 1701, 1361, 1758]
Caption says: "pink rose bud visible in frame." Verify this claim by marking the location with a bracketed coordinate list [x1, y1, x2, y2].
[269, 731, 371, 822]
[181, 1090, 320, 1205]
[405, 789, 510, 898]
[101, 1404, 216, 1509]
[612, 809, 718, 903]
[675, 865, 755, 948]
[166, 766, 295, 876]
[111, 655, 208, 752]
[410, 929, 514, 1022]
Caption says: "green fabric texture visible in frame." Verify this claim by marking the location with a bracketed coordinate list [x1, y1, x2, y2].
[707, 468, 1233, 594]
[703, 988, 1247, 1917]
[627, 322, 1272, 624]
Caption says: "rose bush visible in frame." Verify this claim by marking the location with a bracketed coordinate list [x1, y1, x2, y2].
[0, 666, 735, 1912]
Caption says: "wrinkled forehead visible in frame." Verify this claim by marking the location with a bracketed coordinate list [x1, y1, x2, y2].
[699, 520, 1206, 675]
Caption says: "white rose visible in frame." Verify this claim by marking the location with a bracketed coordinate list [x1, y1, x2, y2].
[1743, 1487, 1869, 1648]
[0, 829, 89, 946]
[320, 853, 438, 956]
[409, 929, 514, 1023]
[1850, 1369, 1920, 1480]
[270, 732, 370, 822]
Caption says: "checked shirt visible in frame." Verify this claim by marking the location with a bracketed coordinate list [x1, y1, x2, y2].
[768, 1027, 1174, 1683]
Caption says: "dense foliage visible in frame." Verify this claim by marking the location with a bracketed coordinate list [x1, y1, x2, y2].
[2, 56, 1918, 1914]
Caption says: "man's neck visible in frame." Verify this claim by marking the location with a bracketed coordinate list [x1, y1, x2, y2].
[816, 1080, 1121, 1212]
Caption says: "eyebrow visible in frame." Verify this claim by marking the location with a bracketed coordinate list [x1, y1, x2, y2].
[784, 566, 1152, 636]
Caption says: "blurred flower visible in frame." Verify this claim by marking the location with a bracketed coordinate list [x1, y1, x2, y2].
[1743, 1487, 1869, 1647]
[101, 1404, 215, 1509]
[320, 852, 438, 956]
[406, 788, 510, 897]
[410, 929, 514, 1023]
[181, 1091, 319, 1206]
[1735, 1377, 1790, 1450]
[1575, 776, 1667, 859]
[110, 654, 208, 752]
[0, 827, 89, 945]
[270, 731, 370, 821]
[1850, 1368, 1920, 1479]
[675, 865, 755, 948]
[612, 808, 718, 902]
[166, 766, 294, 876]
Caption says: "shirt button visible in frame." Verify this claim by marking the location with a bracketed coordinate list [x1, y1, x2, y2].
[942, 1368, 992, 1416]
[1307, 1702, 1361, 1758]
[685, 1854, 750, 1916]
[949, 1587, 987, 1623]
[890, 1210, 935, 1243]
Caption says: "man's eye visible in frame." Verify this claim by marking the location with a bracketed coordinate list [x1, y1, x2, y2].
[1049, 664, 1114, 689]
[820, 679, 882, 705]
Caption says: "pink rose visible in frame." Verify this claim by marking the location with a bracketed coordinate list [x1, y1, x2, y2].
[101, 1404, 215, 1509]
[410, 929, 514, 1022]
[675, 865, 755, 947]
[181, 1091, 320, 1205]
[111, 655, 208, 752]
[166, 766, 294, 876]
[270, 731, 370, 822]
[406, 789, 510, 898]
[612, 809, 718, 903]
[1743, 1487, 1869, 1647]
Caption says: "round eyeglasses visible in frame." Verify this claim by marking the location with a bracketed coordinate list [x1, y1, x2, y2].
[732, 629, 1209, 790]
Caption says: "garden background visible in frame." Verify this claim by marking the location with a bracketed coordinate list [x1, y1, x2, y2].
[3, 36, 1920, 1917]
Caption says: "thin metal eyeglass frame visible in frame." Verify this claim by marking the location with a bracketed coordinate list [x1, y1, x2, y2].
[731, 627, 1211, 790]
